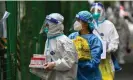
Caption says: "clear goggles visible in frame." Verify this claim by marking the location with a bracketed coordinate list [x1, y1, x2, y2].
[90, 3, 104, 14]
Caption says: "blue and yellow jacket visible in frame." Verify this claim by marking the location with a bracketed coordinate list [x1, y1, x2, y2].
[69, 32, 103, 80]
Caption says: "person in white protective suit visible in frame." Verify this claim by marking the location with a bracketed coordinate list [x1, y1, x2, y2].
[40, 13, 78, 80]
[114, 5, 130, 64]
[90, 2, 121, 80]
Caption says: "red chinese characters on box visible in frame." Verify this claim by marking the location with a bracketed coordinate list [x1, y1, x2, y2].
[29, 54, 46, 68]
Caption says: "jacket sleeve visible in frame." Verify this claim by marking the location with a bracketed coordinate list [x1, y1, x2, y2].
[68, 32, 79, 39]
[53, 39, 78, 71]
[107, 24, 119, 53]
[81, 37, 103, 69]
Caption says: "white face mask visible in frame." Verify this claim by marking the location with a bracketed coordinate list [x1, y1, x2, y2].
[73, 21, 82, 31]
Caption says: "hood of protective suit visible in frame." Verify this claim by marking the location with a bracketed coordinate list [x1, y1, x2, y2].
[47, 13, 64, 38]
[47, 21, 64, 38]
[40, 13, 64, 38]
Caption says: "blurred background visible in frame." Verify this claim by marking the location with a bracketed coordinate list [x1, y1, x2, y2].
[0, 1, 133, 80]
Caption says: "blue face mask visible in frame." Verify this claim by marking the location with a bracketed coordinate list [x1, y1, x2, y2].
[92, 13, 100, 20]
[44, 27, 48, 33]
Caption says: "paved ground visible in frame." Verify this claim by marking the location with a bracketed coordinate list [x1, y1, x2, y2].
[115, 53, 133, 80]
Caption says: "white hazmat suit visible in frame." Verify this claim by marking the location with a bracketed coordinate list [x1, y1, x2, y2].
[91, 2, 119, 80]
[31, 13, 78, 80]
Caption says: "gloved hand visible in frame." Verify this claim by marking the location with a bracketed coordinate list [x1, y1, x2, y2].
[107, 46, 112, 53]
[107, 43, 117, 53]
[44, 62, 55, 71]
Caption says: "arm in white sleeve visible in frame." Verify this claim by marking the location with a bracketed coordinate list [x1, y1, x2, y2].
[43, 39, 48, 56]
[107, 24, 119, 52]
[53, 39, 78, 71]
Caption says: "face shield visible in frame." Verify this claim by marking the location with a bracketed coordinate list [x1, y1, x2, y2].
[39, 13, 64, 37]
[69, 19, 76, 32]
[39, 15, 62, 34]
[90, 3, 105, 22]
[39, 20, 48, 34]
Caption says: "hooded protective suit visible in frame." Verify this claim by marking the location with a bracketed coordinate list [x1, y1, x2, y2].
[39, 13, 78, 80]
[114, 6, 130, 64]
[91, 2, 120, 80]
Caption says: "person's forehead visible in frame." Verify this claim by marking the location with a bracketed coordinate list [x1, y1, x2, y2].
[91, 6, 103, 10]
[76, 18, 87, 24]
[91, 3, 104, 10]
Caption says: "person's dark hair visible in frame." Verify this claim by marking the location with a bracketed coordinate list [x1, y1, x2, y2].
[80, 20, 93, 33]
[88, 23, 93, 33]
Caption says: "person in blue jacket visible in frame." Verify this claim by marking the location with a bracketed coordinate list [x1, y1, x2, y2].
[68, 11, 103, 80]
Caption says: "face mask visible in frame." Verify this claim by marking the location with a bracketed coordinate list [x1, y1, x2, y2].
[73, 21, 82, 31]
[44, 27, 48, 33]
[92, 13, 100, 20]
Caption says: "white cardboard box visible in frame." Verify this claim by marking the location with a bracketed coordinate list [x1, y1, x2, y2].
[29, 54, 45, 68]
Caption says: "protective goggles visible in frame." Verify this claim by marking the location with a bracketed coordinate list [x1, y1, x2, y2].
[91, 3, 104, 9]
[45, 15, 62, 24]
[90, 3, 104, 14]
